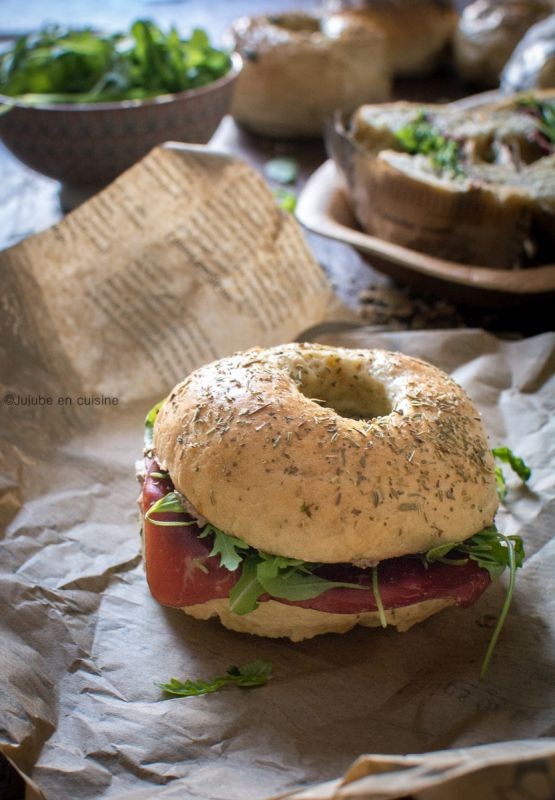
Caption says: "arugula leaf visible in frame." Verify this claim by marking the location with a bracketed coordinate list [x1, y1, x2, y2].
[395, 112, 462, 176]
[229, 557, 265, 615]
[480, 531, 518, 679]
[264, 157, 299, 185]
[464, 526, 524, 580]
[518, 97, 555, 147]
[0, 21, 232, 103]
[492, 446, 530, 501]
[145, 491, 197, 527]
[273, 188, 297, 213]
[159, 660, 272, 697]
[144, 398, 166, 450]
[371, 566, 387, 628]
[425, 525, 524, 580]
[257, 552, 307, 573]
[538, 101, 555, 145]
[494, 465, 508, 502]
[227, 659, 273, 685]
[199, 525, 250, 571]
[227, 548, 366, 614]
[424, 540, 468, 564]
[425, 525, 524, 677]
[256, 557, 363, 602]
[492, 447, 531, 483]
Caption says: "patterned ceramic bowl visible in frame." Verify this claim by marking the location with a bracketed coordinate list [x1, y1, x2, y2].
[0, 52, 241, 205]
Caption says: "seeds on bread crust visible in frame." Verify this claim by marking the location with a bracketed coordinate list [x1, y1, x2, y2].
[153, 343, 499, 564]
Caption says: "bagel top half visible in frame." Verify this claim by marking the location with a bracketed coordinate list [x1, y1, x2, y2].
[153, 343, 499, 565]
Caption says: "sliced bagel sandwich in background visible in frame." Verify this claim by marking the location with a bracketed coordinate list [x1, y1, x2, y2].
[328, 91, 555, 267]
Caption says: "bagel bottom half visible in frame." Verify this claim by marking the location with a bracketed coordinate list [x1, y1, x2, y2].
[182, 598, 455, 640]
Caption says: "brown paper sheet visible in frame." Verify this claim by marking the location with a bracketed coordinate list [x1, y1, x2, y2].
[274, 739, 555, 799]
[1, 146, 554, 800]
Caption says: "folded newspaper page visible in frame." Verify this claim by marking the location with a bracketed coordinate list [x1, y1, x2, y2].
[0, 142, 332, 419]
[0, 144, 554, 800]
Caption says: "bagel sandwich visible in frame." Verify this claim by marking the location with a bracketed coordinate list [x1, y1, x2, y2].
[328, 92, 555, 267]
[138, 344, 523, 658]
[228, 12, 390, 138]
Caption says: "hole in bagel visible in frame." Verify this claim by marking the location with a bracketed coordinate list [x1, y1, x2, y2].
[295, 362, 392, 421]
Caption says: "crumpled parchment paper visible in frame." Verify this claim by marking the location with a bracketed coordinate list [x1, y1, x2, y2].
[1, 144, 554, 800]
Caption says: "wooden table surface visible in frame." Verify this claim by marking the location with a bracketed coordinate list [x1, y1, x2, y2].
[0, 0, 552, 797]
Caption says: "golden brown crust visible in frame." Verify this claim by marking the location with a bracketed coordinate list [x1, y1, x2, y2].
[229, 13, 390, 138]
[182, 596, 455, 640]
[346, 149, 532, 269]
[332, 1, 458, 76]
[154, 343, 499, 563]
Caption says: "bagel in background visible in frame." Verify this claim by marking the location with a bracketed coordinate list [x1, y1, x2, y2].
[454, 0, 554, 88]
[228, 12, 390, 138]
[501, 14, 555, 93]
[327, 0, 458, 77]
[139, 343, 503, 641]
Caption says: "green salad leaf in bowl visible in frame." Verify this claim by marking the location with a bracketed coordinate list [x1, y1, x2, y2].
[0, 20, 232, 104]
[0, 20, 240, 203]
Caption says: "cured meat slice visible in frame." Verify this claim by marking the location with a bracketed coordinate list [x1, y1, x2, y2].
[142, 459, 237, 606]
[141, 459, 490, 612]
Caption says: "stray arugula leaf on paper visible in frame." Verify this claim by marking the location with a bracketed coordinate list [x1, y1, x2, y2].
[159, 660, 273, 697]
[492, 446, 531, 501]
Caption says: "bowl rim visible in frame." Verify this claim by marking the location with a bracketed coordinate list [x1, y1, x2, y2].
[0, 51, 241, 112]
